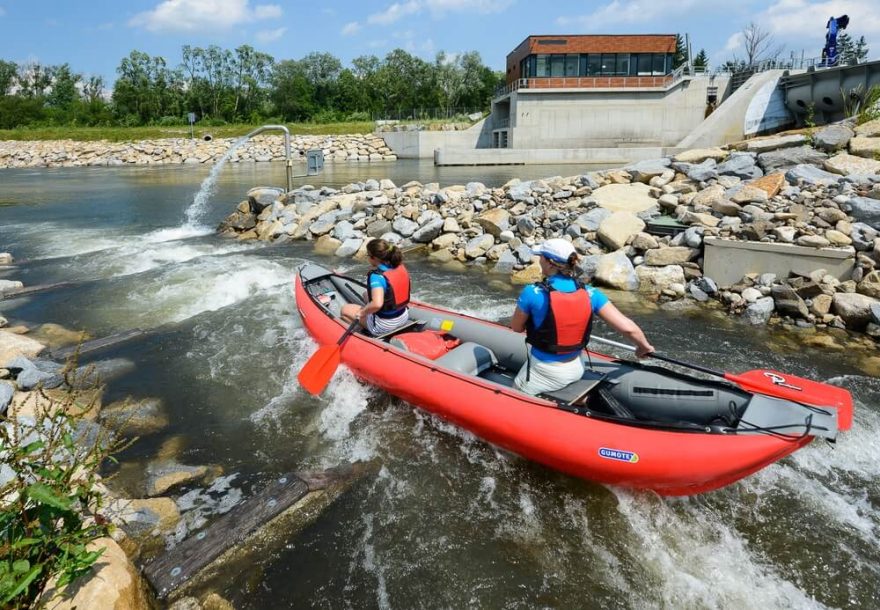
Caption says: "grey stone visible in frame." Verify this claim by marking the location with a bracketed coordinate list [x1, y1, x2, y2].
[771, 285, 809, 318]
[492, 251, 518, 275]
[784, 164, 842, 186]
[623, 158, 670, 183]
[694, 277, 718, 295]
[0, 381, 13, 415]
[846, 197, 880, 228]
[366, 219, 392, 238]
[578, 174, 600, 189]
[391, 217, 419, 237]
[514, 244, 534, 264]
[870, 303, 880, 325]
[332, 220, 355, 241]
[814, 124, 854, 152]
[508, 181, 534, 202]
[575, 208, 611, 232]
[744, 297, 775, 325]
[717, 153, 762, 179]
[758, 146, 828, 173]
[683, 226, 704, 248]
[335, 238, 363, 258]
[689, 284, 709, 302]
[516, 216, 537, 236]
[412, 219, 444, 243]
[246, 186, 284, 212]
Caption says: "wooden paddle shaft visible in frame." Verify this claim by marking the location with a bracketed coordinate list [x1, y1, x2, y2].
[590, 335, 725, 378]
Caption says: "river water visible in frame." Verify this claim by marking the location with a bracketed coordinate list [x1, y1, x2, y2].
[1, 160, 878, 609]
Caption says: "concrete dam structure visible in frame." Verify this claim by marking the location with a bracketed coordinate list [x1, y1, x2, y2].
[377, 34, 879, 166]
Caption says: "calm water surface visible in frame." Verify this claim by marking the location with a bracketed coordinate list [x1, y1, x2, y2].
[1, 161, 878, 609]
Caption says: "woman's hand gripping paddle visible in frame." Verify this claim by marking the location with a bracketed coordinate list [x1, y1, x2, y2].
[298, 319, 359, 395]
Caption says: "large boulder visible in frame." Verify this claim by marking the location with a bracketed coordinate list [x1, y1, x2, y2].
[746, 134, 808, 153]
[823, 152, 880, 176]
[848, 136, 880, 159]
[592, 250, 639, 291]
[590, 183, 659, 213]
[635, 265, 685, 293]
[476, 208, 511, 237]
[717, 152, 762, 179]
[673, 148, 728, 164]
[846, 197, 880, 228]
[858, 270, 880, 299]
[0, 330, 45, 366]
[833, 292, 880, 329]
[758, 146, 828, 172]
[644, 246, 698, 266]
[41, 538, 152, 610]
[814, 124, 854, 152]
[597, 212, 646, 250]
[623, 158, 670, 183]
[744, 297, 775, 325]
[784, 164, 842, 186]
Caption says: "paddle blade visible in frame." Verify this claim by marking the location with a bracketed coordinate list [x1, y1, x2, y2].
[297, 345, 342, 395]
[727, 369, 854, 430]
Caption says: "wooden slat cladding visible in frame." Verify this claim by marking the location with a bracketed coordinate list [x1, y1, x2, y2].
[506, 34, 676, 81]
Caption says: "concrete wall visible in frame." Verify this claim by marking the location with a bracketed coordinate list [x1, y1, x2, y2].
[434, 146, 666, 166]
[378, 120, 490, 159]
[678, 70, 790, 149]
[703, 237, 855, 286]
[503, 75, 726, 149]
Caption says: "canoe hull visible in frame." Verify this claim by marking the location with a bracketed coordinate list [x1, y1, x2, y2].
[295, 271, 813, 496]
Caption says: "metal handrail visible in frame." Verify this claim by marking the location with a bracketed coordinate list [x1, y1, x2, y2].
[241, 124, 294, 192]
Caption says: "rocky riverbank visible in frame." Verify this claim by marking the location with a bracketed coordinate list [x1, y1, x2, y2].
[218, 119, 880, 350]
[0, 133, 396, 168]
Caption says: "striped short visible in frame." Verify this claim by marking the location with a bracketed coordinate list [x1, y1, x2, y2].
[365, 309, 410, 336]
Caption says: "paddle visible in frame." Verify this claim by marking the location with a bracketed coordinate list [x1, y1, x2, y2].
[588, 335, 852, 426]
[297, 319, 360, 395]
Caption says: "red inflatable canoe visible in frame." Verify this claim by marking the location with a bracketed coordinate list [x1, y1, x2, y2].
[295, 264, 853, 496]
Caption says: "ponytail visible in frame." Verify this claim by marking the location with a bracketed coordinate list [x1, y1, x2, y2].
[367, 238, 404, 267]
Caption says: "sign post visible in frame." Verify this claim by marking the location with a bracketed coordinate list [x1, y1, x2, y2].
[188, 112, 196, 139]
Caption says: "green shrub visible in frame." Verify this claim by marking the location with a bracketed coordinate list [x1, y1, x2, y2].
[0, 363, 130, 609]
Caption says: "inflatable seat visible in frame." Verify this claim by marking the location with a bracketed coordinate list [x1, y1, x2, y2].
[434, 342, 498, 376]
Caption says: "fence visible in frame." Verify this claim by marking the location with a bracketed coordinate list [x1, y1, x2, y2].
[370, 107, 486, 122]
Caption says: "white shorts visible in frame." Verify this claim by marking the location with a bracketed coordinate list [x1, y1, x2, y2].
[514, 350, 584, 396]
[365, 309, 410, 336]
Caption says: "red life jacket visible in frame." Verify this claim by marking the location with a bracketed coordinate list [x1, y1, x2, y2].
[368, 264, 411, 317]
[525, 279, 593, 353]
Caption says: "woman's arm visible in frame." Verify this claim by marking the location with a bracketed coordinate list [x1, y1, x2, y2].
[510, 306, 529, 333]
[358, 287, 385, 323]
[596, 303, 654, 357]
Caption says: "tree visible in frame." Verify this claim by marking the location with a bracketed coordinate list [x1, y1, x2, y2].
[16, 61, 53, 98]
[298, 51, 342, 111]
[672, 34, 688, 69]
[46, 64, 80, 112]
[270, 59, 315, 121]
[693, 49, 709, 71]
[0, 59, 17, 95]
[740, 22, 784, 66]
[838, 33, 870, 63]
[114, 50, 183, 124]
[231, 45, 274, 119]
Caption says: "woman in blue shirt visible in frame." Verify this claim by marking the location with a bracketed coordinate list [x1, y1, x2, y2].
[510, 238, 654, 395]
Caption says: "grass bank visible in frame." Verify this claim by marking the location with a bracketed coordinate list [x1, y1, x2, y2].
[0, 122, 377, 142]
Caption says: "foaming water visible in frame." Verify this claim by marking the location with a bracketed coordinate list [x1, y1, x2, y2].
[184, 137, 248, 227]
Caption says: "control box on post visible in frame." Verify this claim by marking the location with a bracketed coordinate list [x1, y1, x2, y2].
[306, 149, 324, 176]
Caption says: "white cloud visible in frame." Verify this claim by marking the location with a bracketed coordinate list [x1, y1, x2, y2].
[367, 1, 421, 25]
[365, 0, 510, 26]
[341, 21, 361, 36]
[716, 1, 880, 64]
[129, 0, 282, 33]
[255, 26, 285, 43]
[557, 0, 702, 28]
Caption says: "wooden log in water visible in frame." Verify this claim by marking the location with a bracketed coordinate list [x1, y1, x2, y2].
[0, 281, 75, 300]
[144, 473, 310, 599]
[50, 328, 149, 361]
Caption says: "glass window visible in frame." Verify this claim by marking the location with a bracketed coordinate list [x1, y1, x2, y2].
[616, 54, 630, 75]
[565, 54, 579, 76]
[601, 54, 616, 75]
[588, 55, 601, 76]
[637, 54, 652, 75]
[550, 54, 565, 77]
[653, 54, 666, 74]
[536, 54, 549, 77]
[579, 54, 588, 76]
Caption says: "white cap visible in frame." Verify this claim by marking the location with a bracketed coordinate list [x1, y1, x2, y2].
[532, 238, 576, 264]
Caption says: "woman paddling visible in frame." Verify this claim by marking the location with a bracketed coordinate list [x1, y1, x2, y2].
[341, 238, 411, 336]
[510, 238, 654, 395]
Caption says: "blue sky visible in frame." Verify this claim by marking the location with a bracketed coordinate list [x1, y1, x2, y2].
[0, 0, 877, 85]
